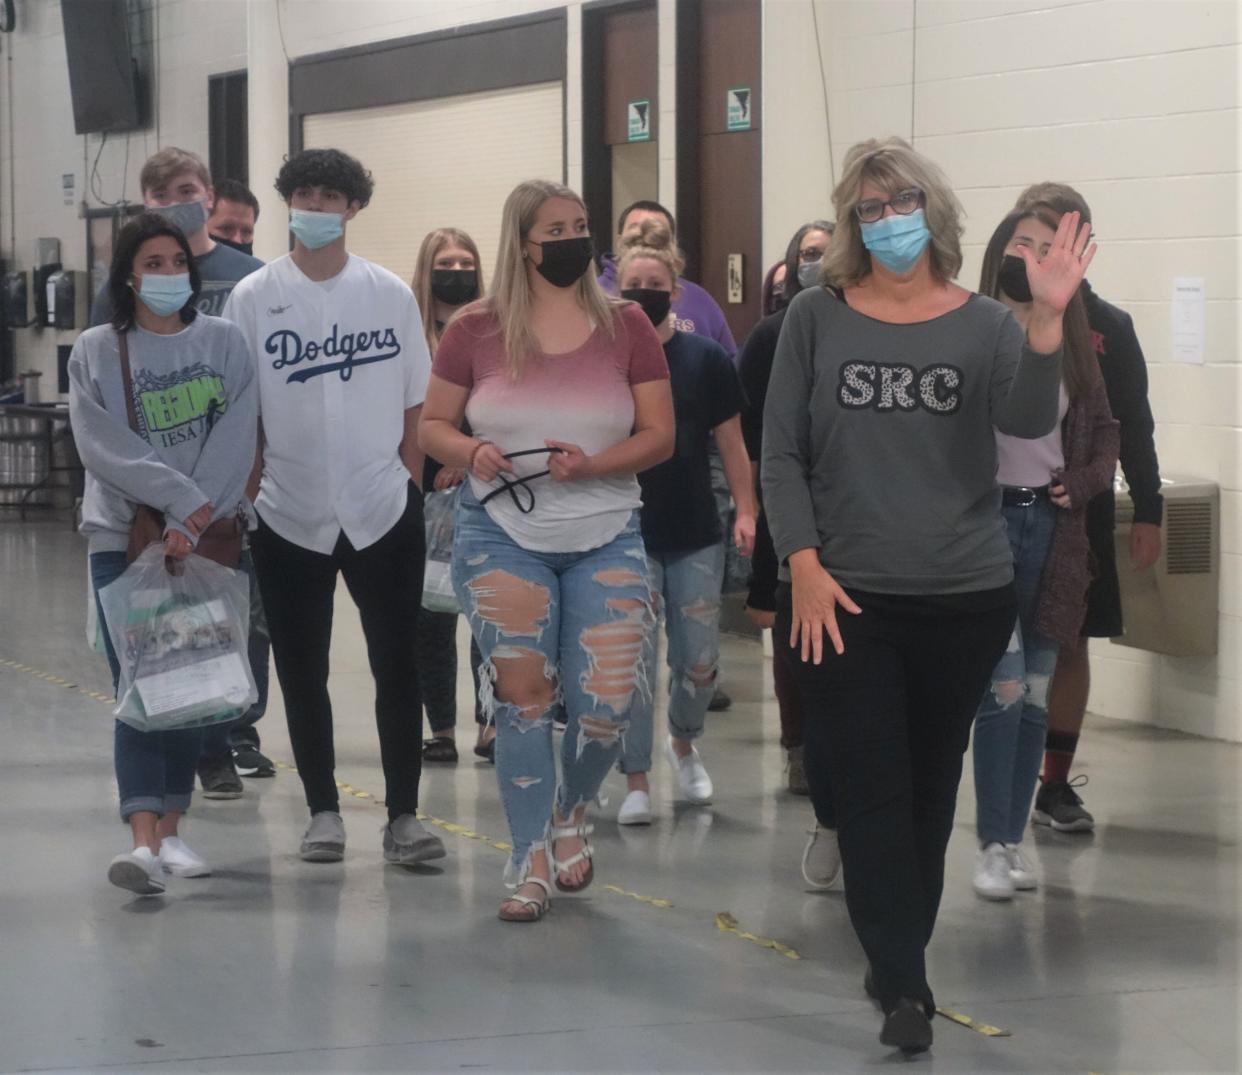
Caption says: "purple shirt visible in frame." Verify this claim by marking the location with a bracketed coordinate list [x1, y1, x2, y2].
[599, 253, 737, 359]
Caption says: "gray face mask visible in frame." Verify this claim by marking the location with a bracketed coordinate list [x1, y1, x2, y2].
[797, 259, 823, 289]
[151, 199, 209, 238]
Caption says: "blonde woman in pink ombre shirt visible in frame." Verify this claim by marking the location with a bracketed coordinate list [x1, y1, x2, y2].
[419, 179, 674, 924]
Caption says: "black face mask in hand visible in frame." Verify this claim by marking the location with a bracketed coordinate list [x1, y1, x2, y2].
[430, 268, 479, 306]
[478, 447, 566, 514]
[620, 287, 672, 327]
[998, 254, 1033, 304]
[528, 236, 594, 288]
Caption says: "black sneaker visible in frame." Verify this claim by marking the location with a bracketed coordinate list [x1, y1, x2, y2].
[198, 752, 244, 799]
[1033, 775, 1094, 833]
[232, 744, 276, 778]
[707, 686, 733, 712]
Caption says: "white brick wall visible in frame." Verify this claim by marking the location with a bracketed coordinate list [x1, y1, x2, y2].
[762, 0, 1242, 741]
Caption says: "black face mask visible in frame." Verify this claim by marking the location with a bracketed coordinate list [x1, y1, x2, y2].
[529, 236, 594, 288]
[998, 254, 1033, 303]
[430, 268, 479, 306]
[620, 287, 672, 327]
[211, 234, 253, 257]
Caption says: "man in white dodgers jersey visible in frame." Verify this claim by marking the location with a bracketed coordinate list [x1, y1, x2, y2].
[224, 148, 445, 867]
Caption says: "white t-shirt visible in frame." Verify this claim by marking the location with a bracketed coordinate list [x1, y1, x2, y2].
[224, 254, 430, 553]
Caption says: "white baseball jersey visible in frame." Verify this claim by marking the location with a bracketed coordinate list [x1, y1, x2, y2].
[224, 253, 430, 554]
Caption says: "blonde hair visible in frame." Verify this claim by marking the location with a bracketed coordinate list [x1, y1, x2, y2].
[616, 216, 685, 287]
[823, 137, 964, 289]
[410, 227, 486, 355]
[139, 146, 211, 196]
[485, 179, 618, 377]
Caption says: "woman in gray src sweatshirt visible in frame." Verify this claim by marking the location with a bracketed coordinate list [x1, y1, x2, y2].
[761, 138, 1096, 1055]
[69, 213, 257, 898]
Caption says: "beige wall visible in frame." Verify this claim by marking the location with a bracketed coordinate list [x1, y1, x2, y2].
[762, 0, 1242, 740]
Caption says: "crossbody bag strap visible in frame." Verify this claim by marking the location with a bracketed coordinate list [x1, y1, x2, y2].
[116, 330, 140, 435]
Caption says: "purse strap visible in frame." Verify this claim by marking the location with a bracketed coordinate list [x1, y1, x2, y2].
[116, 330, 140, 435]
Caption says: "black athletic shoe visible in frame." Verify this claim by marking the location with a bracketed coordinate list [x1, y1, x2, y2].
[880, 998, 933, 1055]
[707, 686, 733, 712]
[233, 744, 276, 778]
[1033, 775, 1095, 832]
[198, 753, 244, 799]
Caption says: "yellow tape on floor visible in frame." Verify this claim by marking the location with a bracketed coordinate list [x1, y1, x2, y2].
[935, 1007, 1012, 1037]
[715, 911, 802, 960]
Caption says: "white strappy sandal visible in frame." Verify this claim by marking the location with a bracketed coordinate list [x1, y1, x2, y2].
[551, 820, 595, 893]
[497, 874, 552, 923]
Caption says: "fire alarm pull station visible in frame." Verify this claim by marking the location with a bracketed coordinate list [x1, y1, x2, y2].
[727, 254, 743, 304]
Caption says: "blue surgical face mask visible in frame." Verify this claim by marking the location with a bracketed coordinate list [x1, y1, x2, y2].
[860, 208, 932, 274]
[133, 272, 193, 316]
[289, 209, 345, 250]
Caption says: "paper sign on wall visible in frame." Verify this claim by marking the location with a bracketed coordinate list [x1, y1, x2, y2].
[62, 173, 75, 207]
[628, 100, 651, 142]
[727, 87, 752, 131]
[1172, 277, 1205, 365]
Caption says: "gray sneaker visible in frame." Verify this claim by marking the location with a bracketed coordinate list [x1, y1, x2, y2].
[383, 814, 446, 865]
[300, 811, 345, 862]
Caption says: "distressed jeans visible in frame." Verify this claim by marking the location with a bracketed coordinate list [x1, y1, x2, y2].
[973, 499, 1060, 847]
[452, 485, 655, 881]
[621, 542, 724, 774]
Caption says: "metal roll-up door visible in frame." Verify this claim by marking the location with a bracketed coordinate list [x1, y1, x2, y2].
[303, 82, 564, 286]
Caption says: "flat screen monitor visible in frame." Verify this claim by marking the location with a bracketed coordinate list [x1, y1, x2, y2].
[61, 0, 141, 134]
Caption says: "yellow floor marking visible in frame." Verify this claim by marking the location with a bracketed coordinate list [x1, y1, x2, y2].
[715, 911, 802, 960]
[602, 884, 673, 909]
[935, 1007, 1012, 1037]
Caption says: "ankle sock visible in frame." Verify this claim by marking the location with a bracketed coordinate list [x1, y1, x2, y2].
[1043, 731, 1079, 784]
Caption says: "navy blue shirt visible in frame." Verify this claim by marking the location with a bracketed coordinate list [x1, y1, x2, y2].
[638, 330, 746, 553]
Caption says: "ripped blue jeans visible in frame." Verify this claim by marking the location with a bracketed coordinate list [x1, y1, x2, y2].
[972, 499, 1061, 847]
[452, 485, 655, 881]
[621, 543, 724, 774]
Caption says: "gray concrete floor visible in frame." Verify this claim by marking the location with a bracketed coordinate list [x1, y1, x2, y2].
[0, 518, 1238, 1074]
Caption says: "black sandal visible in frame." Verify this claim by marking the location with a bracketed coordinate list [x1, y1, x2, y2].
[422, 737, 459, 763]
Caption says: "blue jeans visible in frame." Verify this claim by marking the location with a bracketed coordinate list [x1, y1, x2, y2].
[972, 500, 1061, 846]
[91, 551, 206, 822]
[452, 485, 656, 881]
[621, 543, 724, 774]
[201, 551, 270, 757]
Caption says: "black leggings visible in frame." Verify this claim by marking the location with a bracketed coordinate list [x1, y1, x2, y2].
[776, 586, 1014, 1013]
[251, 485, 425, 822]
[418, 608, 486, 735]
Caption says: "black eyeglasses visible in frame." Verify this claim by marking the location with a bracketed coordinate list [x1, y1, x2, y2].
[854, 188, 923, 224]
[797, 246, 825, 263]
[478, 447, 566, 514]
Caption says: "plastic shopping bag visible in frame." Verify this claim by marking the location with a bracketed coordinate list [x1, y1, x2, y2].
[98, 545, 257, 732]
[421, 487, 460, 614]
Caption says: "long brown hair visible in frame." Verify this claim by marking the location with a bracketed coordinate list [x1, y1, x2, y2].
[410, 227, 486, 355]
[979, 208, 1095, 402]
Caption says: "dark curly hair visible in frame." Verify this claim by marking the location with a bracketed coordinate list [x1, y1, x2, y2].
[275, 148, 374, 208]
[109, 213, 201, 332]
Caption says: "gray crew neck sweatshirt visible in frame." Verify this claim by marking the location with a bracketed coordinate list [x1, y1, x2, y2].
[68, 315, 258, 555]
[760, 287, 1062, 595]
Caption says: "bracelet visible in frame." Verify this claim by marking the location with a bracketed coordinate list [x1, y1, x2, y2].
[467, 440, 487, 472]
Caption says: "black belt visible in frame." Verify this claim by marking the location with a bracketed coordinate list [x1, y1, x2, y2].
[1002, 485, 1050, 508]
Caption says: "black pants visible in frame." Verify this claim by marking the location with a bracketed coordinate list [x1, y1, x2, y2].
[776, 587, 1014, 1013]
[417, 608, 487, 734]
[251, 485, 425, 821]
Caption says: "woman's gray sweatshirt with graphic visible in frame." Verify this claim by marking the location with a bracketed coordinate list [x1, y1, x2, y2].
[68, 315, 257, 555]
[761, 287, 1062, 595]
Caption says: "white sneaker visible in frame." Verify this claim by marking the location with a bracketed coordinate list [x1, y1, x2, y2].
[107, 847, 166, 896]
[665, 738, 712, 804]
[1005, 843, 1038, 890]
[618, 789, 653, 826]
[973, 843, 1015, 901]
[801, 824, 842, 889]
[159, 836, 212, 877]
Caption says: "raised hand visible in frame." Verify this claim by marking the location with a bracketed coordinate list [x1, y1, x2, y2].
[1022, 210, 1097, 316]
